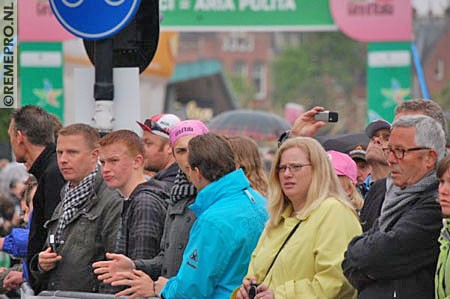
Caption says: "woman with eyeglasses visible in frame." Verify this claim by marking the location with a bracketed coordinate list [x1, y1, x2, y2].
[233, 137, 361, 299]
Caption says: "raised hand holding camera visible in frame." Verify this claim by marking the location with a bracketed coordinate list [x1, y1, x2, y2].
[314, 111, 339, 122]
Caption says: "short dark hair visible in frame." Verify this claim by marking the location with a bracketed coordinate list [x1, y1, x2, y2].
[437, 155, 450, 180]
[99, 130, 144, 157]
[188, 133, 236, 182]
[50, 114, 63, 142]
[10, 105, 55, 146]
[59, 123, 100, 150]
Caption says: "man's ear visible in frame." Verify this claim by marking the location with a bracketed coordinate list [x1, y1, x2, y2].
[92, 148, 100, 160]
[426, 149, 438, 169]
[192, 166, 205, 184]
[16, 130, 25, 144]
[166, 144, 173, 156]
[134, 154, 144, 168]
[191, 166, 200, 180]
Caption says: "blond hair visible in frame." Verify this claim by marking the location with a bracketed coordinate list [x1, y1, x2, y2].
[339, 176, 364, 212]
[225, 135, 268, 196]
[267, 137, 355, 230]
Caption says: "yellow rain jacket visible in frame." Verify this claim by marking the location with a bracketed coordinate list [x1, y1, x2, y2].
[232, 197, 361, 299]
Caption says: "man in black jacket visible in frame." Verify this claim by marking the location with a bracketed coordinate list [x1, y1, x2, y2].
[343, 115, 446, 299]
[92, 130, 169, 295]
[359, 119, 391, 232]
[97, 130, 168, 260]
[8, 106, 65, 291]
[360, 99, 448, 232]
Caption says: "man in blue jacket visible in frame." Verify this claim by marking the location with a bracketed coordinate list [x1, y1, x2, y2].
[112, 133, 268, 299]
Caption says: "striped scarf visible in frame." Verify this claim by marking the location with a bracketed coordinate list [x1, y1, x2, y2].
[379, 171, 438, 232]
[168, 169, 197, 205]
[54, 164, 98, 244]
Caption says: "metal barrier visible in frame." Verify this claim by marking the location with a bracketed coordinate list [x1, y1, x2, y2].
[20, 283, 159, 299]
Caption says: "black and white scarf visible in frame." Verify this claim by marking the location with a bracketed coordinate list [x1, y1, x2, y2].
[54, 164, 98, 243]
[379, 171, 438, 232]
[168, 169, 197, 205]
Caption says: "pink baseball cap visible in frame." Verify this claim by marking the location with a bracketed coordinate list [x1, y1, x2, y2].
[137, 114, 181, 139]
[327, 150, 357, 185]
[169, 120, 209, 146]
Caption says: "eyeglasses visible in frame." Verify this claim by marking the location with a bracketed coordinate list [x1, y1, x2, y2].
[144, 119, 168, 135]
[277, 163, 311, 173]
[382, 146, 431, 160]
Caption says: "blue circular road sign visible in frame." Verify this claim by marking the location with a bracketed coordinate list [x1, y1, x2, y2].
[50, 0, 142, 40]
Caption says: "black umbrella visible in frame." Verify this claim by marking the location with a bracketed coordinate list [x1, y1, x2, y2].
[315, 132, 370, 153]
[208, 109, 291, 142]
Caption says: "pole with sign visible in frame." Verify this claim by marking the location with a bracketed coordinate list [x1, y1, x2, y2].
[49, 0, 143, 133]
[20, 42, 65, 121]
[49, 0, 141, 40]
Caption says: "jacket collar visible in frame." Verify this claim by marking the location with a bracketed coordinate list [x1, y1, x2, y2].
[189, 169, 250, 217]
[29, 143, 56, 179]
[154, 162, 179, 182]
[47, 170, 109, 227]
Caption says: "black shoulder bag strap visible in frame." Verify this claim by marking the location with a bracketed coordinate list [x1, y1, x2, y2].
[262, 220, 301, 281]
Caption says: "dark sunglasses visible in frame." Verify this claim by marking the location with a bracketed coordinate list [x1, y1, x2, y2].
[278, 130, 291, 148]
[144, 119, 168, 134]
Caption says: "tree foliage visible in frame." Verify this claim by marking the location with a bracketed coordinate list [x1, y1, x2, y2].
[0, 109, 13, 143]
[226, 72, 256, 108]
[271, 32, 366, 109]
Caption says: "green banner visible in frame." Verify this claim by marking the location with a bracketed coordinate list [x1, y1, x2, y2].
[19, 42, 64, 122]
[367, 42, 411, 123]
[160, 0, 334, 29]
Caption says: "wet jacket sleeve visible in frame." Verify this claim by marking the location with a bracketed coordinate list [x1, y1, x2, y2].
[134, 252, 164, 281]
[126, 193, 166, 260]
[160, 219, 228, 299]
[2, 228, 29, 258]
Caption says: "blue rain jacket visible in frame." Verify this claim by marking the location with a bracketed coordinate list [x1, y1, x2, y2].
[161, 169, 268, 299]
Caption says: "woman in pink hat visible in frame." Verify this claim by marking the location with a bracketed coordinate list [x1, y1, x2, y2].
[327, 150, 365, 213]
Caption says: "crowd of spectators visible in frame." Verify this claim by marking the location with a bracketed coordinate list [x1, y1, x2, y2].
[0, 99, 449, 299]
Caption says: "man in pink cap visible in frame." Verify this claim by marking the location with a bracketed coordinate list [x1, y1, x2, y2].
[169, 120, 209, 175]
[136, 114, 181, 193]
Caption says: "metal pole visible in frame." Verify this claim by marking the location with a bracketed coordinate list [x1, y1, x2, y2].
[411, 43, 430, 100]
[92, 38, 115, 134]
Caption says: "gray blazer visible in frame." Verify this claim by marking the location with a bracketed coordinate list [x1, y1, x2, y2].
[134, 194, 196, 280]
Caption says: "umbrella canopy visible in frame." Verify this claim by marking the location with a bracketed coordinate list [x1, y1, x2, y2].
[208, 109, 291, 142]
[316, 132, 370, 153]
